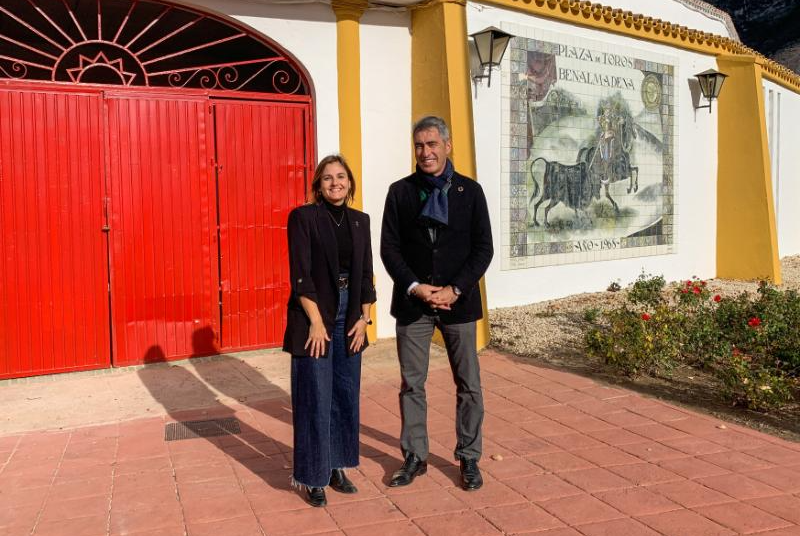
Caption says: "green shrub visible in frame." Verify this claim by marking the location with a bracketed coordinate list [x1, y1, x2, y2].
[583, 276, 800, 411]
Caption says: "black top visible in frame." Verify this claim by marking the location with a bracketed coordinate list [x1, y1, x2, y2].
[323, 200, 352, 272]
[380, 171, 493, 325]
[283, 203, 376, 357]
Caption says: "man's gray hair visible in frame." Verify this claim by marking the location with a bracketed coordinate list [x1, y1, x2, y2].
[413, 116, 451, 142]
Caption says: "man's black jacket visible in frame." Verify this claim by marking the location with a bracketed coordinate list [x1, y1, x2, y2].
[380, 171, 493, 325]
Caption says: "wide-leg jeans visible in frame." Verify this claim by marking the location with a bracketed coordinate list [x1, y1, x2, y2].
[396, 315, 483, 462]
[291, 286, 361, 488]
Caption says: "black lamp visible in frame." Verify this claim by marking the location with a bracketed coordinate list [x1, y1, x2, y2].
[694, 69, 728, 113]
[470, 26, 513, 88]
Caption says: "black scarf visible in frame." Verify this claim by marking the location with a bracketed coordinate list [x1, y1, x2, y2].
[417, 159, 454, 227]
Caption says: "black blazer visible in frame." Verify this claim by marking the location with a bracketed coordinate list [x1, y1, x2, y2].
[283, 203, 376, 357]
[380, 171, 493, 325]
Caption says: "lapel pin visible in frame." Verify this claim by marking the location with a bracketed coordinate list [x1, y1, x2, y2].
[458, 186, 464, 192]
[355, 221, 359, 227]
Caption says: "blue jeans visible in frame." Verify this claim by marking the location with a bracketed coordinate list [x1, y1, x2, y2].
[291, 285, 361, 487]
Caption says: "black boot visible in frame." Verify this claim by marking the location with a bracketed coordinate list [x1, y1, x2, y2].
[330, 468, 358, 494]
[459, 458, 483, 491]
[304, 486, 327, 507]
[389, 453, 427, 487]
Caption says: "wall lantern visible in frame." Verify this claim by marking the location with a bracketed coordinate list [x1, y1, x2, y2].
[470, 26, 513, 88]
[694, 69, 728, 113]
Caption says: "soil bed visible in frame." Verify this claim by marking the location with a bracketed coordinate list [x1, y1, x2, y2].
[489, 256, 800, 442]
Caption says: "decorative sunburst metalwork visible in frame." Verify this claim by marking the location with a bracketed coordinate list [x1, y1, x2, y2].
[0, 0, 308, 94]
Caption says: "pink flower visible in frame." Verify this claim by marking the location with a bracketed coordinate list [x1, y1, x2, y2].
[685, 281, 692, 287]
[681, 289, 688, 294]
[641, 313, 651, 321]
[747, 317, 762, 328]
[713, 295, 722, 302]
[692, 286, 701, 295]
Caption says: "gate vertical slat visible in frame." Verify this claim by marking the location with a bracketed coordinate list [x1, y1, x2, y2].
[0, 88, 110, 379]
[216, 100, 309, 352]
[108, 94, 217, 365]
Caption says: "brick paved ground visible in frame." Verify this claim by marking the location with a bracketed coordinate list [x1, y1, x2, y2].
[1, 348, 799, 535]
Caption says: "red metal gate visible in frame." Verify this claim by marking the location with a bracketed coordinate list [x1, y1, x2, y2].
[215, 100, 310, 351]
[0, 88, 111, 379]
[106, 93, 219, 365]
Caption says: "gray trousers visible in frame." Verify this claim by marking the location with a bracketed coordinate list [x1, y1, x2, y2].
[396, 315, 484, 461]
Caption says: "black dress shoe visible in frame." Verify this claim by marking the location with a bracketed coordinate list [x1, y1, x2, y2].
[389, 453, 427, 487]
[330, 468, 358, 494]
[304, 486, 327, 507]
[460, 458, 483, 491]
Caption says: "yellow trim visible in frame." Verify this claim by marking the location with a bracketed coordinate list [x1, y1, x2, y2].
[476, 0, 800, 93]
[332, 0, 377, 340]
[411, 0, 491, 350]
[716, 55, 781, 283]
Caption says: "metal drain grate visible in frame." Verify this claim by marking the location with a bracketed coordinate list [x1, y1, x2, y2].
[164, 417, 241, 441]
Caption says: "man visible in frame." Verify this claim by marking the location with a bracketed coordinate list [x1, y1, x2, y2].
[380, 116, 493, 491]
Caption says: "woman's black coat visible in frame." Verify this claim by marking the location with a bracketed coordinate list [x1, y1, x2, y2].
[283, 202, 376, 357]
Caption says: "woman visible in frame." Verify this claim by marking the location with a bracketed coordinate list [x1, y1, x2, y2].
[283, 154, 376, 507]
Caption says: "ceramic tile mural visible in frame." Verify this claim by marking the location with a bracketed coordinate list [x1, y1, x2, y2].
[501, 25, 678, 269]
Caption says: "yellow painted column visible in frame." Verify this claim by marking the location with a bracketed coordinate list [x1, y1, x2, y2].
[716, 55, 781, 283]
[332, 0, 376, 340]
[411, 0, 491, 350]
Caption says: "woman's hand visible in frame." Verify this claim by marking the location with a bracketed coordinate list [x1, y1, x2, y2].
[348, 318, 368, 353]
[304, 321, 330, 358]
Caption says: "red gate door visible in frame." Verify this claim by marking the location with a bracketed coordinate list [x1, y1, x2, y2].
[0, 88, 110, 379]
[107, 93, 219, 365]
[215, 100, 310, 351]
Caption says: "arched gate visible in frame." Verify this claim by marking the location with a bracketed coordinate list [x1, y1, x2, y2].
[0, 0, 314, 377]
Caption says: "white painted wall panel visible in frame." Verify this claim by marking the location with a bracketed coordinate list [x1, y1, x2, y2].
[468, 3, 719, 309]
[360, 10, 412, 337]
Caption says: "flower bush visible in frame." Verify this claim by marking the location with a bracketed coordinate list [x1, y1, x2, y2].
[584, 276, 798, 411]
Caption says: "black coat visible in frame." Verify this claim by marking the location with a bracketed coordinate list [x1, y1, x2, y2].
[283, 203, 376, 357]
[380, 171, 493, 325]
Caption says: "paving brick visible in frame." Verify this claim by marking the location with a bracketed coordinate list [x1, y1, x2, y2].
[413, 510, 502, 536]
[601, 411, 655, 428]
[481, 455, 544, 481]
[695, 502, 792, 534]
[742, 445, 800, 466]
[559, 467, 633, 493]
[699, 450, 775, 472]
[33, 515, 108, 536]
[539, 493, 624, 525]
[575, 517, 660, 536]
[636, 509, 735, 536]
[447, 480, 527, 509]
[38, 494, 110, 523]
[326, 497, 405, 528]
[525, 451, 595, 473]
[595, 487, 681, 516]
[607, 463, 683, 486]
[627, 423, 689, 441]
[390, 488, 468, 518]
[504, 474, 582, 502]
[182, 493, 253, 525]
[647, 479, 735, 508]
[703, 431, 773, 451]
[584, 428, 649, 447]
[109, 504, 183, 535]
[618, 441, 688, 462]
[479, 502, 565, 533]
[657, 457, 730, 480]
[342, 520, 424, 536]
[499, 436, 561, 456]
[696, 473, 784, 500]
[747, 495, 800, 525]
[660, 437, 729, 456]
[521, 419, 575, 438]
[543, 433, 603, 451]
[572, 446, 641, 467]
[256, 507, 338, 536]
[186, 515, 262, 536]
[742, 466, 800, 493]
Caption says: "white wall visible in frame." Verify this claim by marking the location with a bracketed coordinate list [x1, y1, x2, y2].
[763, 78, 800, 258]
[189, 0, 340, 156]
[468, 3, 719, 309]
[360, 10, 412, 337]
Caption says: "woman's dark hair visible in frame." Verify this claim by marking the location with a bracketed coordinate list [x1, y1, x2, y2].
[309, 154, 356, 205]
